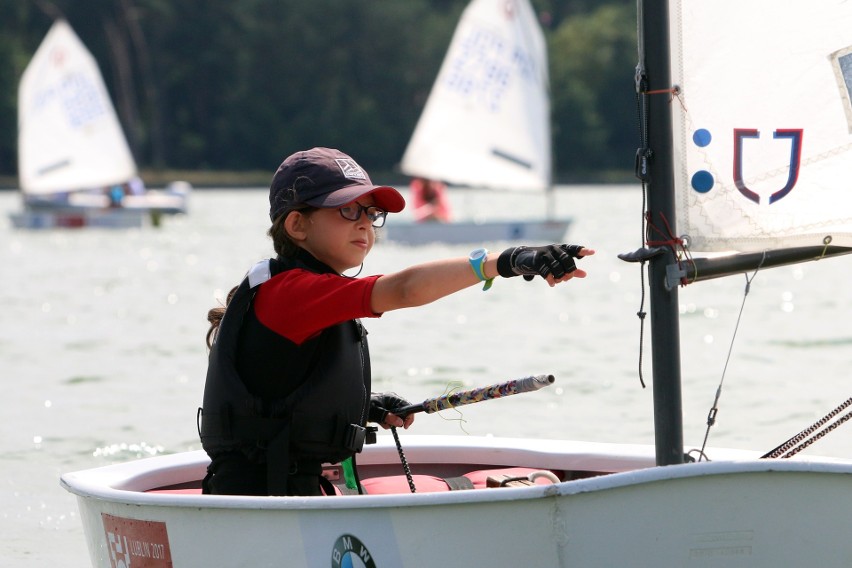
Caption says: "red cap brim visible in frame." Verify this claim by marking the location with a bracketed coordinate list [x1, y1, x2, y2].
[306, 184, 405, 213]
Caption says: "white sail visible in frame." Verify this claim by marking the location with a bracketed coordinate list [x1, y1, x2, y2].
[18, 20, 137, 196]
[400, 0, 550, 191]
[670, 1, 852, 252]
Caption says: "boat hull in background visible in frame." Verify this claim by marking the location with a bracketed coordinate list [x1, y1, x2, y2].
[9, 208, 146, 229]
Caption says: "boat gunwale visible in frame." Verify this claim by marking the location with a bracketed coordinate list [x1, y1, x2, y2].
[60, 435, 852, 511]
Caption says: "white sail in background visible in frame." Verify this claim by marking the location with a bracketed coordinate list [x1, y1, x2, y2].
[400, 0, 550, 191]
[18, 20, 137, 196]
[670, 1, 852, 252]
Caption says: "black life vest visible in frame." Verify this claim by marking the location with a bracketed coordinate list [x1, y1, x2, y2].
[198, 253, 371, 489]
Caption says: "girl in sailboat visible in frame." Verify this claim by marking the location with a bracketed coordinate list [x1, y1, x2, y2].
[410, 177, 452, 222]
[200, 147, 594, 497]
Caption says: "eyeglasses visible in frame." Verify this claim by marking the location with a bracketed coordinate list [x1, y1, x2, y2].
[338, 203, 388, 228]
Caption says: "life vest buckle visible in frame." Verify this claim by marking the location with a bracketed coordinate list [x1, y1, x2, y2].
[344, 424, 367, 452]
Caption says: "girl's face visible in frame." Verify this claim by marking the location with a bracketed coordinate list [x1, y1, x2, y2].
[296, 197, 377, 273]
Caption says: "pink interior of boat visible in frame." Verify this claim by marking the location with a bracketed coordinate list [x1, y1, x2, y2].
[147, 466, 562, 496]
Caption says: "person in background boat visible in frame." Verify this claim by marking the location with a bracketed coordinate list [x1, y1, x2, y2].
[128, 176, 145, 196]
[107, 184, 125, 207]
[199, 147, 594, 497]
[410, 177, 452, 222]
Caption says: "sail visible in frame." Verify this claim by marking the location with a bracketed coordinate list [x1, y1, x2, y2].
[18, 20, 137, 196]
[400, 0, 550, 192]
[670, 1, 852, 252]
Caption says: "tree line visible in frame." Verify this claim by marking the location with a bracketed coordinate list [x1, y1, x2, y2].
[0, 0, 637, 183]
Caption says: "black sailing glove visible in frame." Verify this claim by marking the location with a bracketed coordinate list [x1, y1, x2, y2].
[497, 244, 586, 281]
[369, 392, 412, 425]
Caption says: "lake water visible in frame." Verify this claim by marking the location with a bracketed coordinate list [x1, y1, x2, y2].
[2, 185, 851, 566]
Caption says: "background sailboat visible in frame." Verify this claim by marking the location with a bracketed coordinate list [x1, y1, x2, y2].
[59, 2, 852, 566]
[10, 20, 190, 229]
[385, 0, 570, 245]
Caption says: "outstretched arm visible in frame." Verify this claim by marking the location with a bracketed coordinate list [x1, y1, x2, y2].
[370, 245, 595, 313]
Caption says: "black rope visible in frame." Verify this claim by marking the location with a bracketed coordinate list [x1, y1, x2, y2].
[762, 398, 852, 458]
[391, 426, 416, 493]
[633, 62, 650, 389]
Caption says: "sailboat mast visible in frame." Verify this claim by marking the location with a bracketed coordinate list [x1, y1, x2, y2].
[639, 0, 684, 466]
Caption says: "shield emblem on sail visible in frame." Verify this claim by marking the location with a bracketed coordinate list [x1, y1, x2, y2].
[733, 128, 803, 204]
[670, 2, 852, 252]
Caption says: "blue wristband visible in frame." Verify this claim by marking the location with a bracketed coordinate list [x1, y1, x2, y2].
[468, 248, 494, 291]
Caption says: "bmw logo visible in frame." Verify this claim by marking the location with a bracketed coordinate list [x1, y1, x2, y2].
[331, 534, 377, 568]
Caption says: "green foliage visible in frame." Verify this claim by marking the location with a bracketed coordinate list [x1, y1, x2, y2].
[0, 0, 636, 180]
[549, 2, 637, 176]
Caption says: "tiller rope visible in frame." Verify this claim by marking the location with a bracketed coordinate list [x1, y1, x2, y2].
[390, 426, 417, 493]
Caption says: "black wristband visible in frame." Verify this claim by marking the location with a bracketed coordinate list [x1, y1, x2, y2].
[497, 247, 522, 278]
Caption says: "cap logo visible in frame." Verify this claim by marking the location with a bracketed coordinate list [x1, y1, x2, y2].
[334, 158, 367, 181]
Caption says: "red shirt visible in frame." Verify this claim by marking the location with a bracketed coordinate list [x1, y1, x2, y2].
[252, 269, 382, 345]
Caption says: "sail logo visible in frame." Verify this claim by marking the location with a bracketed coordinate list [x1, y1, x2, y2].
[690, 127, 803, 204]
[334, 158, 368, 181]
[445, 26, 538, 114]
[61, 72, 109, 129]
[331, 534, 377, 568]
[733, 128, 803, 204]
[49, 45, 67, 68]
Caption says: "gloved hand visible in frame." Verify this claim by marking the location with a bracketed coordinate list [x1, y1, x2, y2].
[497, 244, 587, 281]
[369, 392, 412, 425]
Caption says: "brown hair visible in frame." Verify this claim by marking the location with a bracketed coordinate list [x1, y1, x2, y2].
[268, 206, 316, 257]
[205, 207, 316, 348]
[205, 285, 237, 348]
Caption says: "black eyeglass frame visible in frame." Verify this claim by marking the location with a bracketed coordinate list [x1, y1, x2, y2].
[338, 203, 388, 228]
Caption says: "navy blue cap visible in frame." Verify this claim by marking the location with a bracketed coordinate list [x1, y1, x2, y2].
[269, 147, 405, 221]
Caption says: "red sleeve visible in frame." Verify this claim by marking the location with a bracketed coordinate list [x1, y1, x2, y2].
[253, 269, 382, 345]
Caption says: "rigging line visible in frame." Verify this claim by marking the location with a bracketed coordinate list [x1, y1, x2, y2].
[643, 88, 674, 95]
[645, 86, 687, 112]
[637, 183, 649, 389]
[646, 211, 691, 287]
[761, 397, 852, 458]
[634, 59, 650, 389]
[635, 0, 645, 74]
[819, 235, 833, 259]
[648, 211, 684, 250]
[782, 410, 852, 458]
[645, 211, 682, 248]
[677, 242, 698, 285]
[686, 448, 711, 462]
[696, 253, 765, 461]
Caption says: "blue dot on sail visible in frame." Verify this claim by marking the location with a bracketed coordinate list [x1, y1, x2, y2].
[691, 171, 714, 193]
[693, 129, 712, 147]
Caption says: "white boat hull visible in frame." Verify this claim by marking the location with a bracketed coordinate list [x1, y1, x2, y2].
[119, 193, 189, 216]
[9, 207, 147, 229]
[9, 185, 190, 229]
[382, 218, 571, 245]
[61, 435, 852, 567]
